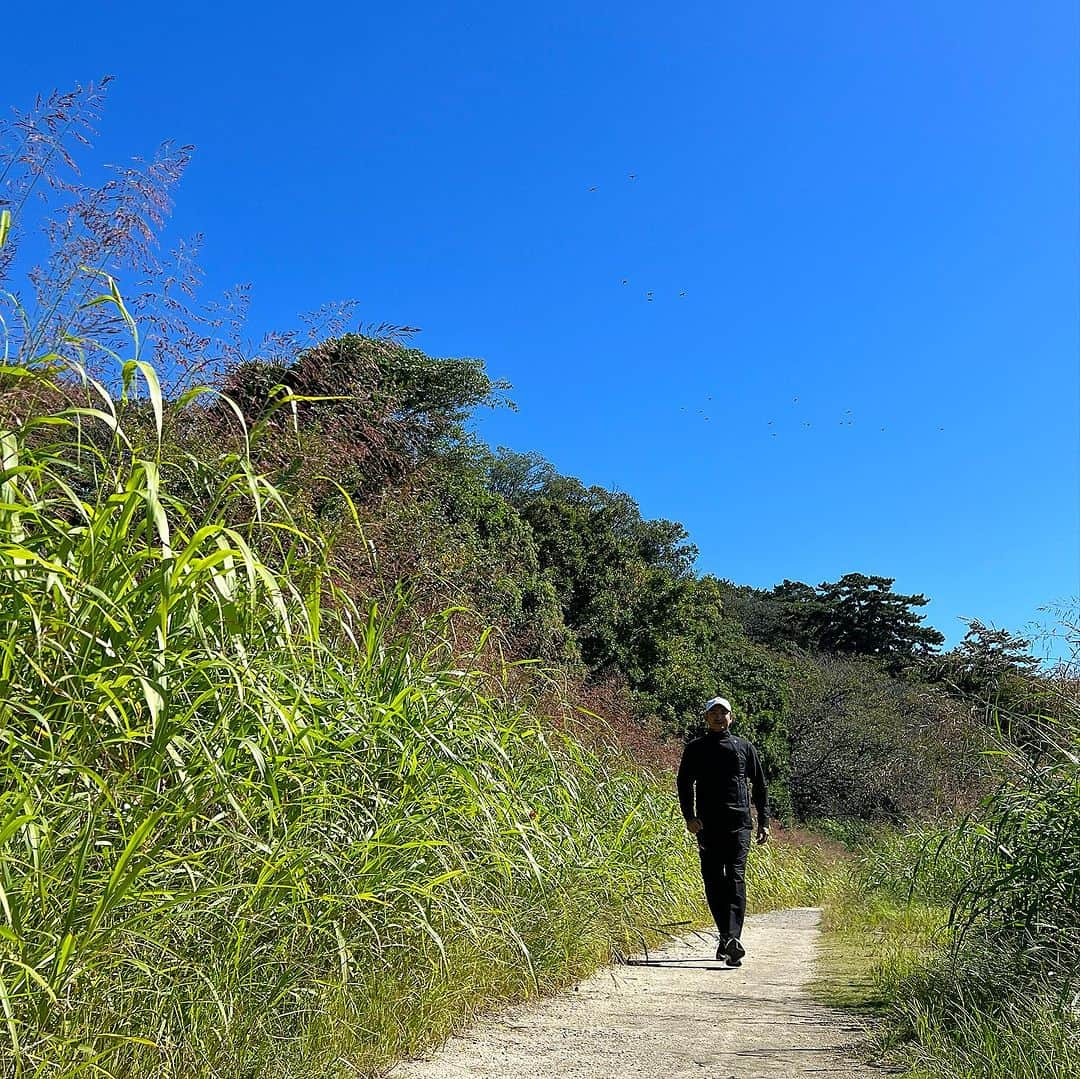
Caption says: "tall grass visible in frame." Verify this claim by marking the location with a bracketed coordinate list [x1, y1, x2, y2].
[898, 694, 1080, 1079]
[0, 341, 722, 1077]
[745, 834, 844, 913]
[819, 762, 1080, 1079]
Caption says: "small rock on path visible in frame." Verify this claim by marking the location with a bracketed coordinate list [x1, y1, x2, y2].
[390, 907, 885, 1078]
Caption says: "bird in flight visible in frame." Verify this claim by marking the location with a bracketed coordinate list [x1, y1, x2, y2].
[588, 186, 598, 192]
[629, 173, 637, 180]
[678, 291, 687, 297]
[621, 279, 629, 285]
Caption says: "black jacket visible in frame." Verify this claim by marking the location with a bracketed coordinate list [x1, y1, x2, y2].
[677, 730, 769, 831]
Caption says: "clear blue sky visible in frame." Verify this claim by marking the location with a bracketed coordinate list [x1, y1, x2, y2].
[6, 1, 1078, 657]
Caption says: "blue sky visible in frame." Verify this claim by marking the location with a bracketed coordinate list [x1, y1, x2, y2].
[5, 1, 1078, 657]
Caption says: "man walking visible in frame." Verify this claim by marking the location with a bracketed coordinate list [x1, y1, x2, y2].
[677, 696, 770, 965]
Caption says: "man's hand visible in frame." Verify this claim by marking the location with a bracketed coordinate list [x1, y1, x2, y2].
[756, 826, 770, 845]
[686, 817, 703, 835]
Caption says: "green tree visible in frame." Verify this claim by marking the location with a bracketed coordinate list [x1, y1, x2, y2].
[935, 619, 1040, 699]
[420, 449, 575, 661]
[220, 334, 507, 495]
[714, 580, 791, 647]
[636, 575, 792, 811]
[514, 474, 697, 676]
[485, 447, 558, 508]
[760, 573, 944, 668]
[813, 573, 944, 662]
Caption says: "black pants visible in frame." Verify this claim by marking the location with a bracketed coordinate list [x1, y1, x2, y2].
[697, 826, 751, 941]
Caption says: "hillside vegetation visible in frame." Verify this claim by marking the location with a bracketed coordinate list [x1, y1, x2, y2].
[0, 352, 842, 1077]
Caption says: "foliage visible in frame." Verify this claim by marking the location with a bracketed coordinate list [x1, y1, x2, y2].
[821, 825, 1080, 1079]
[819, 659, 1080, 1079]
[486, 452, 785, 733]
[356, 451, 576, 661]
[513, 471, 695, 677]
[936, 619, 1040, 690]
[218, 333, 506, 498]
[714, 579, 792, 647]
[806, 573, 944, 662]
[951, 702, 1080, 967]
[485, 446, 558, 508]
[929, 619, 1048, 736]
[723, 574, 946, 670]
[785, 654, 987, 821]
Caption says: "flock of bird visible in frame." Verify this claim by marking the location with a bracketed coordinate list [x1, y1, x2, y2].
[678, 399, 946, 435]
[586, 175, 946, 436]
[586, 173, 689, 303]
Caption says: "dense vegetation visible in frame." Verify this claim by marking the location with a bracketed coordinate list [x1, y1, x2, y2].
[0, 310, 845, 1078]
[0, 360, 702, 1074]
[817, 653, 1080, 1078]
[1, 81, 1075, 1078]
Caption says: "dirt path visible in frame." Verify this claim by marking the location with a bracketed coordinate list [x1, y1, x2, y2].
[390, 907, 884, 1079]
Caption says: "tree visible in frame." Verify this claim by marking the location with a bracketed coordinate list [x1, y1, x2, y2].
[936, 620, 1040, 699]
[219, 334, 507, 497]
[761, 573, 944, 669]
[509, 472, 698, 677]
[485, 447, 557, 508]
[813, 573, 944, 665]
[716, 580, 794, 647]
[785, 654, 986, 820]
[355, 449, 575, 662]
[930, 620, 1054, 753]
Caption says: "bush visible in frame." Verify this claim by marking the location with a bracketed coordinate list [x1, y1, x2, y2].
[785, 654, 988, 821]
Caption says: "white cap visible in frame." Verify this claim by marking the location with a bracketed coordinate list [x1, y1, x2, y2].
[704, 696, 732, 714]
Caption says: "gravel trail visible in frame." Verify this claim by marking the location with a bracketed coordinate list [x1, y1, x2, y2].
[390, 907, 885, 1079]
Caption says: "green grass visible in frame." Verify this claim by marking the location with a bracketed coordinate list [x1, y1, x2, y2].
[746, 833, 846, 915]
[817, 889, 949, 1015]
[815, 828, 1080, 1079]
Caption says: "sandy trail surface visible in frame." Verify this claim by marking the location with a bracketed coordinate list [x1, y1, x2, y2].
[390, 907, 886, 1079]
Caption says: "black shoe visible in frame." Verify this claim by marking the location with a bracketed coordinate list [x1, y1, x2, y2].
[715, 940, 727, 961]
[725, 937, 746, 966]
